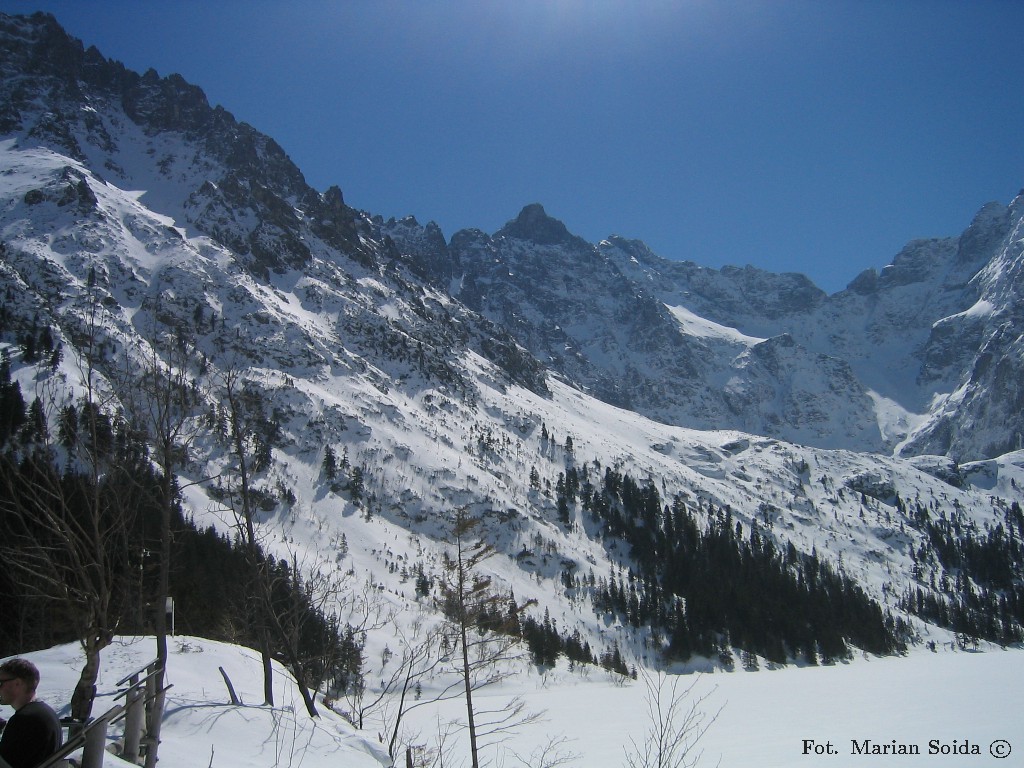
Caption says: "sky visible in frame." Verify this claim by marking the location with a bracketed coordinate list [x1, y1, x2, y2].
[2, 0, 1023, 293]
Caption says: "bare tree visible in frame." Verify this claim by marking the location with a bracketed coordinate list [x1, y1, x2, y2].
[257, 547, 367, 719]
[376, 618, 453, 761]
[259, 555, 322, 717]
[216, 368, 327, 718]
[506, 734, 581, 768]
[353, 511, 539, 765]
[217, 367, 279, 707]
[275, 547, 370, 699]
[412, 717, 461, 768]
[120, 315, 205, 764]
[373, 623, 536, 764]
[332, 605, 472, 762]
[623, 671, 722, 768]
[436, 508, 535, 768]
[459, 694, 543, 762]
[0, 297, 141, 720]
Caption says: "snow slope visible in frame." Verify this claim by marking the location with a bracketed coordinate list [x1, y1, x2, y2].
[3, 637, 390, 768]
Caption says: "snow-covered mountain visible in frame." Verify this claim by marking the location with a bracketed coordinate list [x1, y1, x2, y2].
[2, 8, 1024, 687]
[385, 196, 1024, 460]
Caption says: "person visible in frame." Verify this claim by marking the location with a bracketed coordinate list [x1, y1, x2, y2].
[0, 659, 62, 768]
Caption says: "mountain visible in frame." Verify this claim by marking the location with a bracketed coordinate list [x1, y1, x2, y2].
[6, 11, 1022, 463]
[385, 198, 1024, 461]
[2, 8, 1024, 695]
[385, 206, 881, 451]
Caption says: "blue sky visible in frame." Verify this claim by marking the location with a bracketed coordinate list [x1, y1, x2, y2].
[3, 0, 1023, 293]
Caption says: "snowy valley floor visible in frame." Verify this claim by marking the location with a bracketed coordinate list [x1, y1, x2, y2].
[409, 647, 1024, 768]
[6, 637, 1021, 768]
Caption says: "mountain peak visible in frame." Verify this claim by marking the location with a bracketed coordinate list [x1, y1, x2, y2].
[496, 203, 585, 247]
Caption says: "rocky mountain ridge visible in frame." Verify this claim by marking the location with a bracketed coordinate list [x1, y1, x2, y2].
[384, 192, 1024, 460]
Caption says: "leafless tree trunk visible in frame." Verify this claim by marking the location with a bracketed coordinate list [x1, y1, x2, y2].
[219, 368, 277, 707]
[120, 317, 205, 762]
[217, 369, 325, 717]
[257, 556, 320, 717]
[437, 508, 536, 768]
[378, 619, 452, 760]
[451, 526, 482, 768]
[0, 452, 125, 721]
[270, 548, 381, 720]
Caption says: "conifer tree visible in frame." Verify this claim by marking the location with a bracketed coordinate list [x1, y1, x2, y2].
[322, 444, 338, 480]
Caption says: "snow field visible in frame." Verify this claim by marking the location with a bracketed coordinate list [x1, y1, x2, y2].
[9, 637, 1021, 768]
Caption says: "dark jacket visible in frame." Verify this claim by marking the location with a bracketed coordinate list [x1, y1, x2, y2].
[0, 700, 63, 768]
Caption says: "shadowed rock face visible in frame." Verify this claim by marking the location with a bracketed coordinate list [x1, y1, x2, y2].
[0, 11, 374, 278]
[495, 203, 590, 248]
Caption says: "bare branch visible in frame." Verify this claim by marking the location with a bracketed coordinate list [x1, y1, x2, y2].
[505, 734, 582, 768]
[623, 670, 722, 768]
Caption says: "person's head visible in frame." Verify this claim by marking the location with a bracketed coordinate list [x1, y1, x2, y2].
[0, 658, 40, 710]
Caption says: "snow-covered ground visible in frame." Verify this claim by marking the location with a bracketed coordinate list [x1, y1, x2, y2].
[6, 637, 1021, 768]
[401, 647, 1024, 768]
[4, 130, 1024, 685]
[4, 637, 390, 768]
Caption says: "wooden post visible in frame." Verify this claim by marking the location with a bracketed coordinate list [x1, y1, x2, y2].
[115, 659, 163, 767]
[218, 666, 240, 705]
[143, 685, 165, 768]
[122, 673, 144, 763]
[41, 706, 123, 768]
[144, 661, 166, 768]
[80, 718, 108, 768]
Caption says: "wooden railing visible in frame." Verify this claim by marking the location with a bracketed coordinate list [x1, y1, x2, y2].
[37, 658, 166, 768]
[37, 704, 124, 768]
[114, 659, 168, 766]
